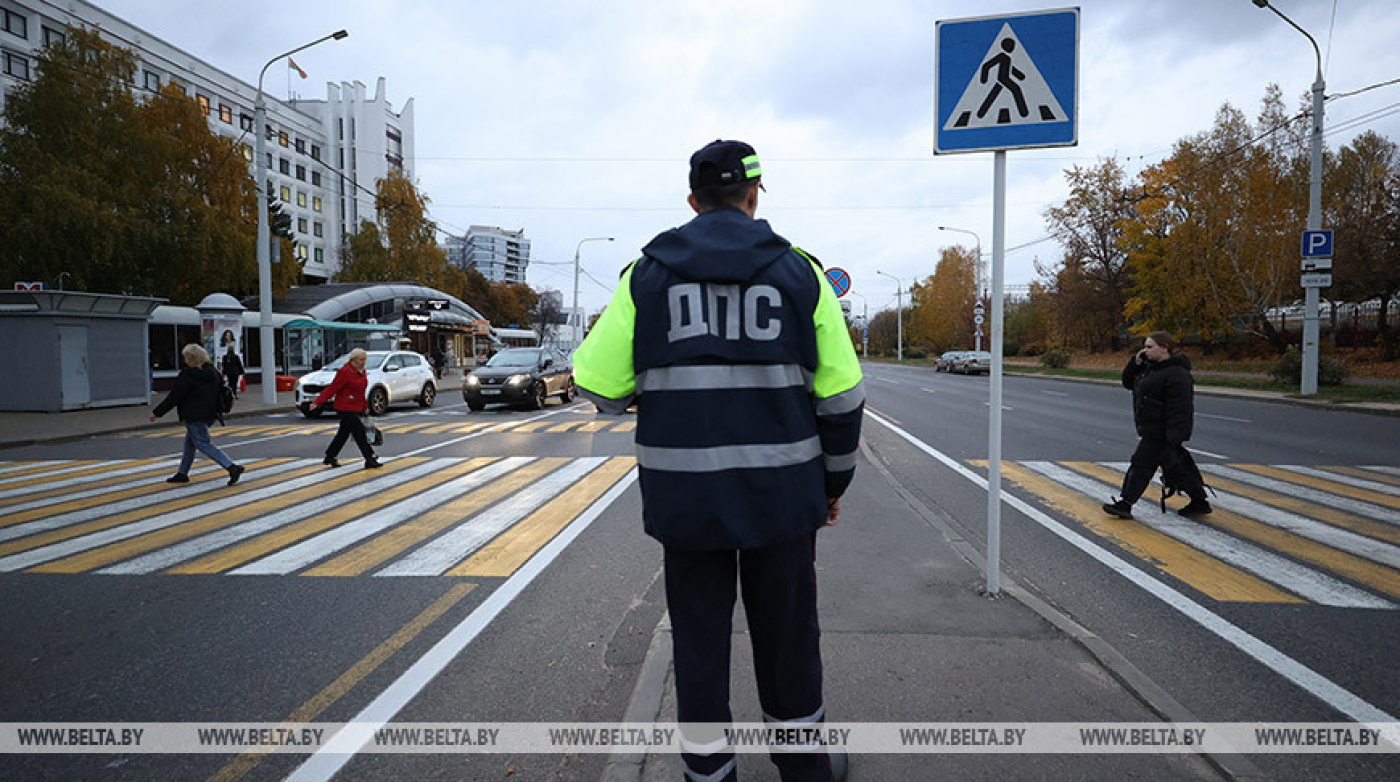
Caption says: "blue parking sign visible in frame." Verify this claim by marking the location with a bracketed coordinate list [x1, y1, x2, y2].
[935, 9, 1079, 154]
[1301, 230, 1333, 258]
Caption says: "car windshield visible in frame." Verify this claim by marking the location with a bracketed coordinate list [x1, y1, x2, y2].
[486, 349, 542, 368]
[966, 352, 992, 360]
[325, 352, 388, 371]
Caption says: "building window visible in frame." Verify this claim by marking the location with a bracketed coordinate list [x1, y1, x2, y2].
[2, 8, 27, 39]
[311, 171, 321, 187]
[297, 217, 307, 234]
[2, 52, 28, 81]
[295, 244, 308, 261]
[310, 144, 321, 161]
[143, 70, 160, 91]
[313, 221, 323, 237]
[240, 144, 252, 162]
[312, 196, 323, 213]
[280, 185, 291, 202]
[296, 191, 307, 208]
[336, 118, 343, 140]
[264, 152, 272, 169]
[41, 25, 63, 47]
[239, 113, 253, 131]
[337, 149, 343, 168]
[218, 103, 232, 123]
[314, 247, 324, 263]
[295, 138, 305, 154]
[278, 130, 288, 148]
[196, 94, 210, 116]
[295, 164, 305, 181]
[278, 158, 289, 175]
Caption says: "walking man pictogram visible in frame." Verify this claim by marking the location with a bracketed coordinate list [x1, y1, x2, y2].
[977, 38, 1028, 120]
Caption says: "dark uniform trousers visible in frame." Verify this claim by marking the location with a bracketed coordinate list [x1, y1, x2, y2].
[666, 532, 834, 782]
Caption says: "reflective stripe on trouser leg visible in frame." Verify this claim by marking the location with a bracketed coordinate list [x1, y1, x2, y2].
[739, 533, 833, 781]
[666, 545, 739, 781]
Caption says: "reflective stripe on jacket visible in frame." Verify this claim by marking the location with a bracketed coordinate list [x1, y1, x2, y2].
[573, 207, 864, 550]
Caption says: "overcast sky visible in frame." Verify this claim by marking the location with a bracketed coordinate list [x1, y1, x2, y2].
[98, 0, 1400, 319]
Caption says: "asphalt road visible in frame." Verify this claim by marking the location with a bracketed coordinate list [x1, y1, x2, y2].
[859, 362, 1400, 781]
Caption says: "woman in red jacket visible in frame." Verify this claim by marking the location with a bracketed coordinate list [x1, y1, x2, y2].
[310, 348, 382, 469]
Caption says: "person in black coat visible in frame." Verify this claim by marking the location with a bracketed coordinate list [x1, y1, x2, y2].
[221, 344, 245, 399]
[1102, 331, 1211, 520]
[151, 344, 245, 486]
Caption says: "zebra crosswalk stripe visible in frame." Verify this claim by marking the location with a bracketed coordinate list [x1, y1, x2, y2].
[1273, 465, 1400, 497]
[1199, 464, 1399, 523]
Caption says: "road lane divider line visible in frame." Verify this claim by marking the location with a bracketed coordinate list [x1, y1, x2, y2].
[286, 465, 638, 782]
[0, 458, 294, 524]
[1185, 470, 1400, 548]
[0, 460, 327, 567]
[1232, 464, 1400, 511]
[105, 459, 474, 575]
[450, 456, 638, 577]
[1184, 446, 1229, 460]
[376, 458, 607, 577]
[865, 409, 1397, 726]
[1199, 464, 1400, 523]
[1053, 462, 1393, 608]
[29, 459, 428, 574]
[301, 458, 555, 578]
[208, 581, 478, 782]
[227, 458, 527, 577]
[986, 460, 1297, 603]
[1275, 465, 1400, 497]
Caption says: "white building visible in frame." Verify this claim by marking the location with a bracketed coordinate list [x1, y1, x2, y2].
[445, 226, 531, 284]
[0, 0, 414, 283]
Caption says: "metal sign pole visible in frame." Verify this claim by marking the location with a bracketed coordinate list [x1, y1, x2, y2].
[986, 150, 1006, 595]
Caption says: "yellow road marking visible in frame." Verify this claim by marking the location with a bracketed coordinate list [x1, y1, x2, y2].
[302, 458, 568, 577]
[545, 421, 587, 433]
[868, 407, 900, 426]
[419, 422, 473, 434]
[165, 458, 492, 575]
[500, 420, 555, 433]
[0, 458, 164, 489]
[1201, 473, 1400, 547]
[30, 459, 428, 574]
[1319, 465, 1400, 489]
[1234, 464, 1400, 510]
[575, 421, 613, 433]
[0, 461, 102, 480]
[991, 461, 1300, 603]
[0, 461, 172, 509]
[381, 421, 437, 434]
[0, 461, 321, 555]
[450, 457, 636, 577]
[611, 420, 637, 433]
[0, 458, 295, 523]
[1066, 462, 1400, 601]
[207, 581, 476, 782]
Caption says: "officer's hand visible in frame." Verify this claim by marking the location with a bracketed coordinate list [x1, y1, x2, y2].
[824, 497, 841, 527]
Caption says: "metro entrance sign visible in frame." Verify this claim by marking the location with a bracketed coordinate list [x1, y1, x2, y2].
[934, 9, 1079, 154]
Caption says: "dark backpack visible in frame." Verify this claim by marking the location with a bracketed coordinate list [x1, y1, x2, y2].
[1159, 444, 1216, 512]
[217, 381, 235, 423]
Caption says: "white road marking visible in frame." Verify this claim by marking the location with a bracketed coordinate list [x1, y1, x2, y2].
[1028, 461, 1393, 610]
[0, 460, 128, 489]
[1201, 465, 1399, 524]
[865, 409, 1396, 725]
[0, 461, 230, 515]
[1040, 390, 1069, 397]
[1197, 412, 1252, 423]
[0, 460, 71, 477]
[1273, 465, 1400, 497]
[286, 467, 639, 782]
[1185, 447, 1229, 460]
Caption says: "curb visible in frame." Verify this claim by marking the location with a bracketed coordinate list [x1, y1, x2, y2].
[600, 615, 673, 782]
[0, 405, 299, 451]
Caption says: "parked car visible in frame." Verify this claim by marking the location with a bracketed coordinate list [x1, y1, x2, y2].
[953, 351, 993, 375]
[462, 347, 575, 411]
[935, 351, 965, 372]
[295, 350, 437, 418]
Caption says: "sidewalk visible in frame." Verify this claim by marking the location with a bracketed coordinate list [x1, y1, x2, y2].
[0, 372, 465, 449]
[602, 444, 1251, 781]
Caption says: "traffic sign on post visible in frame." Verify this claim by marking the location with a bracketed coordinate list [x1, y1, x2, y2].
[1301, 229, 1333, 258]
[1300, 273, 1332, 288]
[935, 9, 1079, 154]
[824, 267, 851, 298]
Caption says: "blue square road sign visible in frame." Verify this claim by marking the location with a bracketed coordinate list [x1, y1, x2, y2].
[1301, 229, 1333, 258]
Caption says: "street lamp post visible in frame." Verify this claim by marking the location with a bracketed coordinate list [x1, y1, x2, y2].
[1253, 0, 1325, 396]
[938, 225, 985, 350]
[849, 291, 869, 358]
[254, 30, 348, 405]
[571, 236, 615, 351]
[877, 270, 904, 361]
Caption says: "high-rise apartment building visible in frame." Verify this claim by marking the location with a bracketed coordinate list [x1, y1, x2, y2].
[445, 226, 530, 284]
[0, 0, 414, 283]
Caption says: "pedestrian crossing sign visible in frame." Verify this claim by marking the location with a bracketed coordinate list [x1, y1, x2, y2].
[935, 8, 1079, 154]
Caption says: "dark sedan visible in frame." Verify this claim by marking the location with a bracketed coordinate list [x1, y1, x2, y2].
[462, 347, 576, 411]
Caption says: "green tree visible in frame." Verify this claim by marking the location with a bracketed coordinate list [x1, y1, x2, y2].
[336, 170, 449, 285]
[1326, 131, 1400, 333]
[907, 246, 976, 350]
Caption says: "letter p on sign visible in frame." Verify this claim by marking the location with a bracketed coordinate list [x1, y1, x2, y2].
[1301, 230, 1333, 258]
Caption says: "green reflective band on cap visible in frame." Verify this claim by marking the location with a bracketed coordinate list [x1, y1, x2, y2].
[742, 154, 762, 179]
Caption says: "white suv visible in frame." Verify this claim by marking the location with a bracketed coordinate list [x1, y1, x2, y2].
[295, 350, 437, 417]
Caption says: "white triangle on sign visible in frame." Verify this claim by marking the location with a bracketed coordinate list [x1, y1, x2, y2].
[943, 23, 1067, 131]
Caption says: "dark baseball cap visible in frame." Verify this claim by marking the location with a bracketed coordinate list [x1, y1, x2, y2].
[689, 139, 763, 190]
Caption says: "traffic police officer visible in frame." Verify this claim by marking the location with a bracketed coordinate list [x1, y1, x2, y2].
[574, 139, 863, 781]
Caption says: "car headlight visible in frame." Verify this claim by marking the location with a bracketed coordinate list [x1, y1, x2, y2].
[507, 374, 528, 386]
[466, 375, 479, 386]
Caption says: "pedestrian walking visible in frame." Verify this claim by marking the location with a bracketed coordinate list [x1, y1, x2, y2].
[221, 344, 244, 399]
[309, 348, 382, 469]
[573, 139, 864, 782]
[1102, 331, 1212, 520]
[150, 344, 245, 486]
